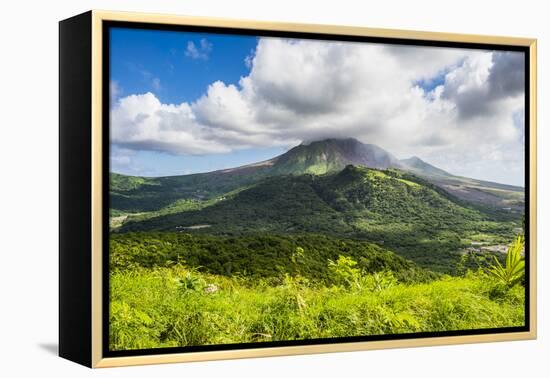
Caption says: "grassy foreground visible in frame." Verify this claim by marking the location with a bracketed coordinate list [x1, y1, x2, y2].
[109, 265, 524, 351]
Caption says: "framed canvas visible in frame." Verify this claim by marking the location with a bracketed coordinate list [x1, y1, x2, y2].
[59, 10, 537, 368]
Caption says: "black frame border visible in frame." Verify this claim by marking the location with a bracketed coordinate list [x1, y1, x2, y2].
[101, 20, 531, 359]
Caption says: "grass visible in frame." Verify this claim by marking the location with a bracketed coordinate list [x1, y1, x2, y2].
[109, 265, 524, 351]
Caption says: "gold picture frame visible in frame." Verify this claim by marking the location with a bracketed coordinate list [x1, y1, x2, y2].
[59, 9, 537, 368]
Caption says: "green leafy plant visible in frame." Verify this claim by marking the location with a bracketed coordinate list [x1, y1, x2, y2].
[369, 271, 398, 292]
[291, 246, 305, 265]
[328, 255, 363, 289]
[487, 235, 525, 287]
[176, 269, 206, 292]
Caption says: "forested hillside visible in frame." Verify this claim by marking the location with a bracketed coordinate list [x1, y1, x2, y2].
[115, 165, 519, 272]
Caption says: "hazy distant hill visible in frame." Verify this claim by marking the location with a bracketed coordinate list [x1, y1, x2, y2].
[399, 156, 452, 177]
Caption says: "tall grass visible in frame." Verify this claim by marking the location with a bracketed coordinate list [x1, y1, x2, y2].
[109, 265, 524, 351]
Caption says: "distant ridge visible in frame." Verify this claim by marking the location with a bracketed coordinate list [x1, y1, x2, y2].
[399, 156, 452, 178]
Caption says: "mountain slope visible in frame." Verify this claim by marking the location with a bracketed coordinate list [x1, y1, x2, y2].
[118, 165, 481, 233]
[110, 164, 272, 212]
[399, 156, 452, 177]
[111, 138, 524, 213]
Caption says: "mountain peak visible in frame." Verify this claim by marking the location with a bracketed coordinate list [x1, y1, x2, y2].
[272, 137, 400, 175]
[301, 137, 362, 147]
[228, 137, 451, 180]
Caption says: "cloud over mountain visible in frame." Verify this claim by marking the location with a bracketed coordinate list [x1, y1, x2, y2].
[111, 37, 525, 185]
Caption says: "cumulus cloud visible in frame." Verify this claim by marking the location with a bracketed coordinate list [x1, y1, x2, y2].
[185, 39, 213, 60]
[440, 51, 524, 120]
[111, 92, 231, 155]
[111, 37, 525, 184]
[489, 52, 525, 98]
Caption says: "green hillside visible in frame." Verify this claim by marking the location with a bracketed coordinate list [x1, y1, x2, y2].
[116, 166, 519, 272]
[110, 166, 270, 213]
[118, 165, 483, 234]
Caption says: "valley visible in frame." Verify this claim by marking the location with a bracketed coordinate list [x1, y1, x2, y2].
[109, 138, 526, 350]
[110, 138, 523, 274]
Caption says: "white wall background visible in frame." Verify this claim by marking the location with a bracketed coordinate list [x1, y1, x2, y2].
[0, 0, 547, 376]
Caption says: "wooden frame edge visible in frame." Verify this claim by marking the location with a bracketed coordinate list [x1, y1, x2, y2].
[528, 39, 537, 340]
[91, 9, 536, 46]
[89, 10, 537, 368]
[94, 331, 536, 368]
[91, 10, 103, 368]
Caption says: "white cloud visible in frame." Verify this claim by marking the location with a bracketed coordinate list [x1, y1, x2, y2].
[185, 38, 213, 60]
[111, 92, 233, 155]
[110, 80, 122, 104]
[111, 37, 525, 184]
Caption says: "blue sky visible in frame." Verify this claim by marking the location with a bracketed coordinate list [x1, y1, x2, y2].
[110, 27, 285, 176]
[110, 27, 257, 104]
[415, 70, 448, 94]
